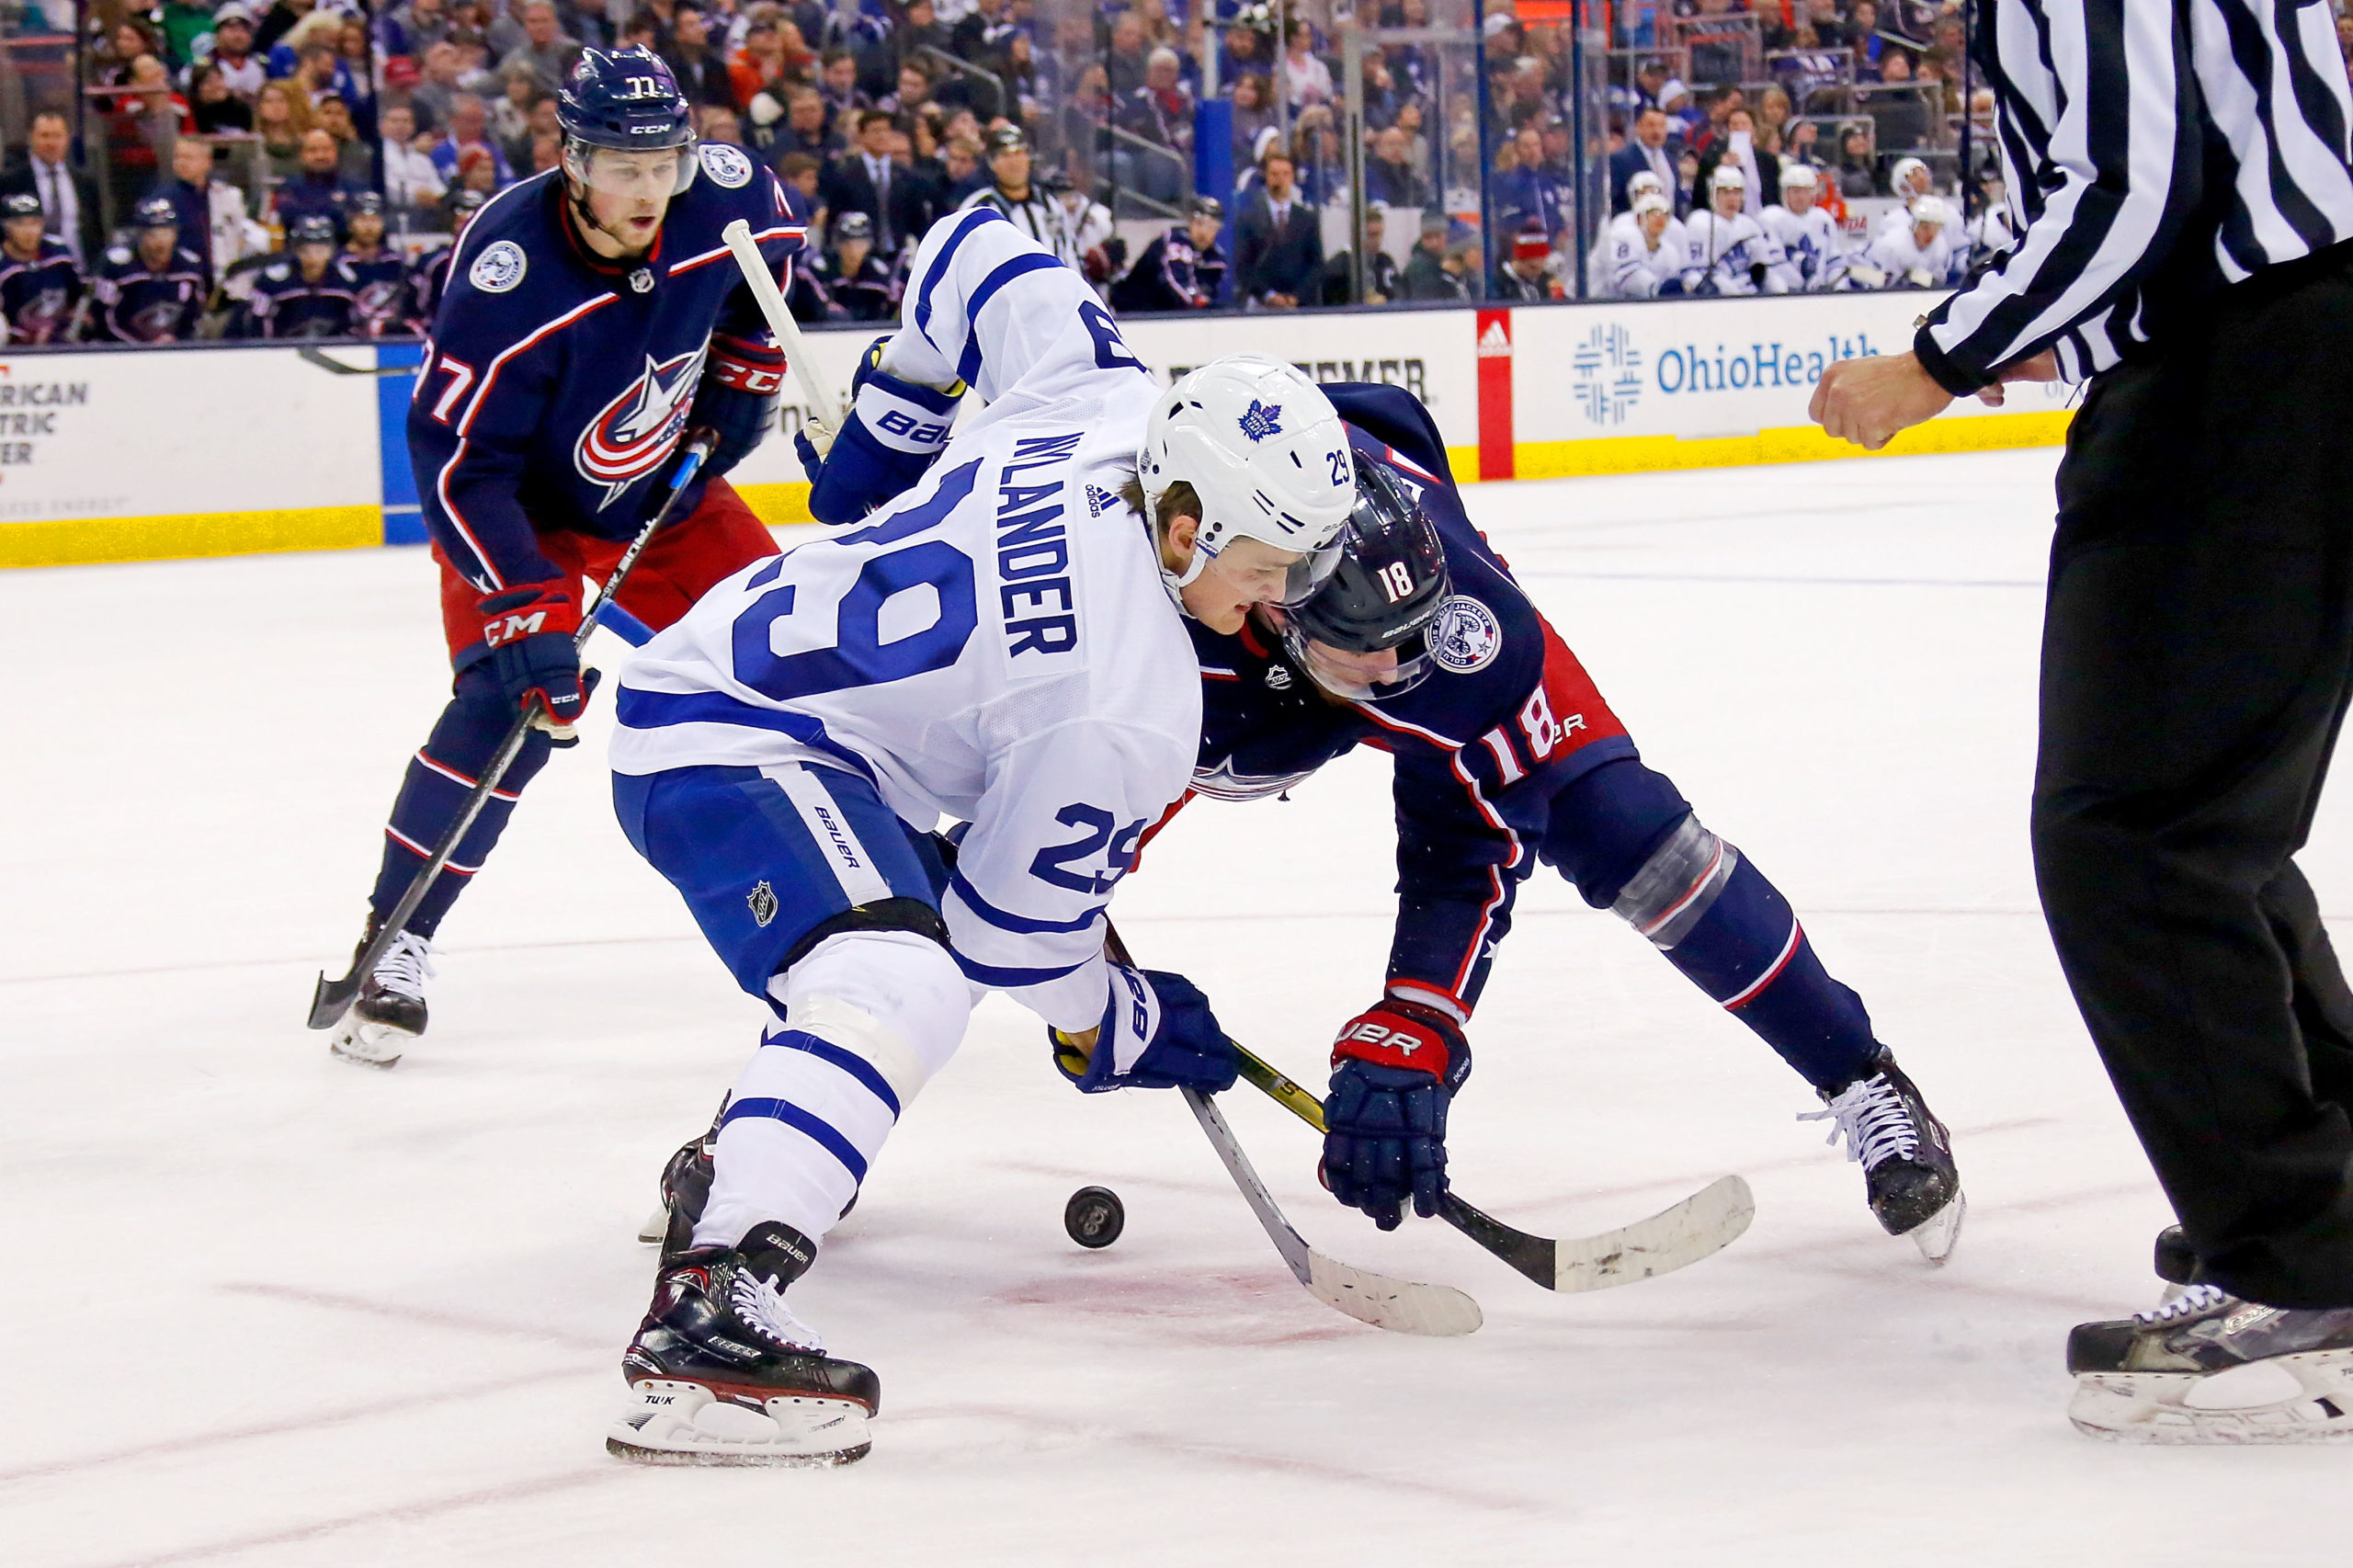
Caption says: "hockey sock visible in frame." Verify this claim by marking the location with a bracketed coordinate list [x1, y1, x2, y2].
[367, 667, 555, 937]
[1649, 846, 1879, 1091]
[1546, 764, 1878, 1091]
[696, 930, 969, 1250]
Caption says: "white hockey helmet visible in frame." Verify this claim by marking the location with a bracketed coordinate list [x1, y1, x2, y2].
[1632, 190, 1671, 217]
[1137, 355, 1356, 598]
[1779, 161, 1818, 189]
[1910, 195, 1953, 230]
[1892, 157, 1931, 197]
[1710, 163, 1745, 193]
[1626, 169, 1666, 202]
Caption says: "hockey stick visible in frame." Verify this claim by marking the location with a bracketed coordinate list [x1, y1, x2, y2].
[719, 219, 846, 442]
[1180, 1085, 1481, 1336]
[1227, 1045, 1756, 1294]
[296, 345, 414, 378]
[304, 434, 718, 1029]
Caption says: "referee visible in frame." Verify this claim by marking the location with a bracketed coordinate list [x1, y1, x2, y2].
[1813, 2, 2353, 1441]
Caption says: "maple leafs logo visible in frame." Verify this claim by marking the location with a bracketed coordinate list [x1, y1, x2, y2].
[1236, 399, 1283, 443]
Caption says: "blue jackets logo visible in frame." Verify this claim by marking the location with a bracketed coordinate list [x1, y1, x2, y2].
[1237, 400, 1282, 441]
[468, 240, 528, 293]
[1429, 596, 1503, 673]
[574, 347, 705, 506]
[699, 142, 753, 188]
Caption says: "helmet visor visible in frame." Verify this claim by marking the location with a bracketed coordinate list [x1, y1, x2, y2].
[565, 142, 699, 199]
[1273, 612, 1433, 700]
[1273, 535, 1346, 607]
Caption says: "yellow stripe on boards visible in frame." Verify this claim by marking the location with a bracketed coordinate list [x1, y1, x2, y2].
[732, 481, 815, 527]
[0, 506, 384, 568]
[1509, 408, 2073, 482]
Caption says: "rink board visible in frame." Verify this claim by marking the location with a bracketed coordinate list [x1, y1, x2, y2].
[0, 290, 2069, 568]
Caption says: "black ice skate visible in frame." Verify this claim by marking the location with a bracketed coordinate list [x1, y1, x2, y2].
[326, 916, 435, 1069]
[2066, 1284, 2353, 1443]
[1800, 1048, 1964, 1263]
[608, 1220, 879, 1466]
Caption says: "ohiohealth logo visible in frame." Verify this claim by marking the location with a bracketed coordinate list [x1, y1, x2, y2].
[1571, 324, 1643, 426]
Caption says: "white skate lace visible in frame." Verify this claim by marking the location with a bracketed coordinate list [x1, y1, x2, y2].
[370, 930, 436, 1002]
[2134, 1283, 2227, 1325]
[1798, 1073, 1918, 1170]
[729, 1267, 824, 1355]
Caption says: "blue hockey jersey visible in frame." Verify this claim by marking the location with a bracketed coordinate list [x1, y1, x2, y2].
[339, 246, 416, 337]
[243, 256, 359, 338]
[1188, 385, 1638, 1016]
[87, 244, 205, 344]
[0, 240, 81, 344]
[408, 144, 805, 595]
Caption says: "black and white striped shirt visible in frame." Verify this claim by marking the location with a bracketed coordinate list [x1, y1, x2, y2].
[1917, 0, 2353, 392]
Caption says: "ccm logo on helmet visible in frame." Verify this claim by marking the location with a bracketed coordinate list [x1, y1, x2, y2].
[484, 611, 548, 647]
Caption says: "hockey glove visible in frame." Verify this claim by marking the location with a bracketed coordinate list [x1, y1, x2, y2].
[1051, 963, 1238, 1094]
[1323, 998, 1472, 1231]
[688, 332, 787, 480]
[800, 336, 966, 525]
[478, 583, 590, 744]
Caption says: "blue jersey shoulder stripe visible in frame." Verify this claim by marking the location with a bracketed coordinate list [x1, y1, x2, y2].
[912, 206, 1007, 349]
[949, 869, 1106, 935]
[956, 252, 1066, 384]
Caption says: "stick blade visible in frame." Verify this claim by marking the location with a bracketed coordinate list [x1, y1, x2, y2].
[1551, 1175, 1756, 1293]
[307, 970, 358, 1030]
[1305, 1253, 1483, 1337]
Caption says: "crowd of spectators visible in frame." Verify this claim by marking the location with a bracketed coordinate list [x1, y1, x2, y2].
[13, 0, 2353, 343]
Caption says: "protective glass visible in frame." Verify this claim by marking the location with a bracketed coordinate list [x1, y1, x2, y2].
[564, 142, 699, 200]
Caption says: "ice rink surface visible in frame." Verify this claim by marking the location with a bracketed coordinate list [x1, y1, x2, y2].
[4, 446, 2340, 1567]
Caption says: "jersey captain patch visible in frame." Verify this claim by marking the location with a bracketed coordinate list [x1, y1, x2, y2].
[469, 240, 528, 293]
[1429, 595, 1503, 674]
[699, 142, 754, 188]
[574, 346, 705, 506]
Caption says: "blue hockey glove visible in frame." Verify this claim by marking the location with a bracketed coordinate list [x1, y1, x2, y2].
[688, 332, 787, 479]
[1052, 963, 1238, 1094]
[1322, 998, 1472, 1230]
[478, 583, 590, 744]
[801, 336, 966, 524]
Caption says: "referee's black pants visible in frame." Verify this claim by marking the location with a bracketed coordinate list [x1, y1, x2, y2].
[2035, 247, 2353, 1309]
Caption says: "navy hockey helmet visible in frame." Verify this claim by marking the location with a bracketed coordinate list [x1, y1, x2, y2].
[558, 46, 698, 200]
[1275, 460, 1450, 701]
[2, 190, 41, 222]
[132, 194, 179, 232]
[289, 212, 338, 246]
[349, 189, 386, 217]
[1187, 194, 1225, 224]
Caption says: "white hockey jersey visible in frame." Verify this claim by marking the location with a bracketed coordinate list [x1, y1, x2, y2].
[1682, 210, 1788, 295]
[1594, 210, 1692, 299]
[611, 208, 1193, 1031]
[1759, 203, 1847, 292]
[1864, 222, 1965, 289]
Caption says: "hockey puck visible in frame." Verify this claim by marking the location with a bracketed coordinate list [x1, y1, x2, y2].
[1063, 1186, 1125, 1249]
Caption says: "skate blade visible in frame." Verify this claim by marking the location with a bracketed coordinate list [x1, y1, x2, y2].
[328, 1018, 409, 1069]
[1904, 1190, 1966, 1265]
[607, 1379, 872, 1467]
[636, 1207, 670, 1245]
[2069, 1349, 2353, 1444]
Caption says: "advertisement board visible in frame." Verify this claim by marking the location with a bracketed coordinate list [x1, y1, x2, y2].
[1, 290, 2073, 569]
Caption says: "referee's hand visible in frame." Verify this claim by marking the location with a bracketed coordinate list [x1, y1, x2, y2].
[1810, 351, 1954, 450]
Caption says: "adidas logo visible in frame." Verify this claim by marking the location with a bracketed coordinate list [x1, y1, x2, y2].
[1476, 319, 1513, 358]
[1085, 483, 1116, 517]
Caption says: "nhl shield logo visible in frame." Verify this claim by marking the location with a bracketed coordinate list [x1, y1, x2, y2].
[1428, 596, 1503, 674]
[748, 881, 779, 927]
